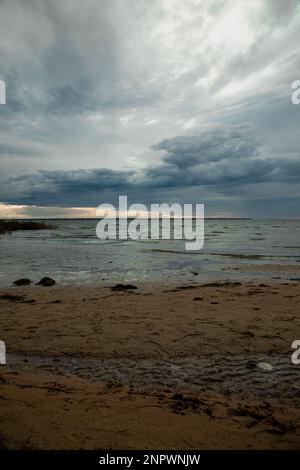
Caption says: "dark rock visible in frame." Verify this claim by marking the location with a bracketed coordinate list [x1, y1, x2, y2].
[245, 360, 257, 370]
[243, 331, 255, 338]
[13, 278, 32, 286]
[0, 220, 55, 235]
[172, 393, 183, 401]
[36, 277, 56, 286]
[111, 283, 138, 291]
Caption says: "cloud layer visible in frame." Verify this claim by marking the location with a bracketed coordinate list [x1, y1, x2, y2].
[0, 0, 300, 216]
[1, 126, 299, 216]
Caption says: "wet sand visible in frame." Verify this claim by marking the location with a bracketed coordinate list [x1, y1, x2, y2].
[226, 264, 300, 274]
[0, 280, 300, 449]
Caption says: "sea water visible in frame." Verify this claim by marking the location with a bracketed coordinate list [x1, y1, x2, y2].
[0, 218, 299, 287]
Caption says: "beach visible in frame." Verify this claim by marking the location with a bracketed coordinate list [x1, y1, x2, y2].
[1, 0, 300, 458]
[1, 279, 300, 449]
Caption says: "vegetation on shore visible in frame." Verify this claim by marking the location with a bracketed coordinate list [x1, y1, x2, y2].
[0, 220, 55, 234]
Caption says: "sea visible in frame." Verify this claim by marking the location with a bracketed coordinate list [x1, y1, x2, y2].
[0, 218, 299, 287]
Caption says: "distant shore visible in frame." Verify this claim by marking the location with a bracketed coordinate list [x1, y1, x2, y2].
[0, 220, 55, 235]
[0, 280, 299, 449]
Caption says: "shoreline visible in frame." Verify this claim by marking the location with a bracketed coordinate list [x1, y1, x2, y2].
[0, 260, 299, 290]
[0, 280, 300, 449]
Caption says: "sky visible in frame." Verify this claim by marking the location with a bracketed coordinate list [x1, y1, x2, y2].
[0, 0, 299, 218]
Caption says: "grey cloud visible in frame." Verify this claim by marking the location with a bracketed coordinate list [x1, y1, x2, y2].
[0, 1, 300, 216]
[1, 127, 299, 207]
[0, 142, 37, 158]
[1, 168, 134, 205]
[47, 83, 99, 116]
[263, 0, 300, 26]
[146, 129, 298, 188]
[152, 127, 260, 167]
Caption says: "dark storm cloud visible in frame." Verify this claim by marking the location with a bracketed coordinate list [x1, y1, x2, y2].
[1, 168, 134, 205]
[145, 129, 299, 188]
[1, 126, 299, 206]
[152, 127, 260, 166]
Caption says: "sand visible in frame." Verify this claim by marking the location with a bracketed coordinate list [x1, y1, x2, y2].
[0, 280, 300, 449]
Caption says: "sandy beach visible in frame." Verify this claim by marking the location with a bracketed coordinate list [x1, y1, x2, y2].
[1, 0, 300, 459]
[0, 279, 300, 449]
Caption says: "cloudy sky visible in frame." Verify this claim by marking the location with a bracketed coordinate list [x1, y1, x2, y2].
[0, 0, 299, 218]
